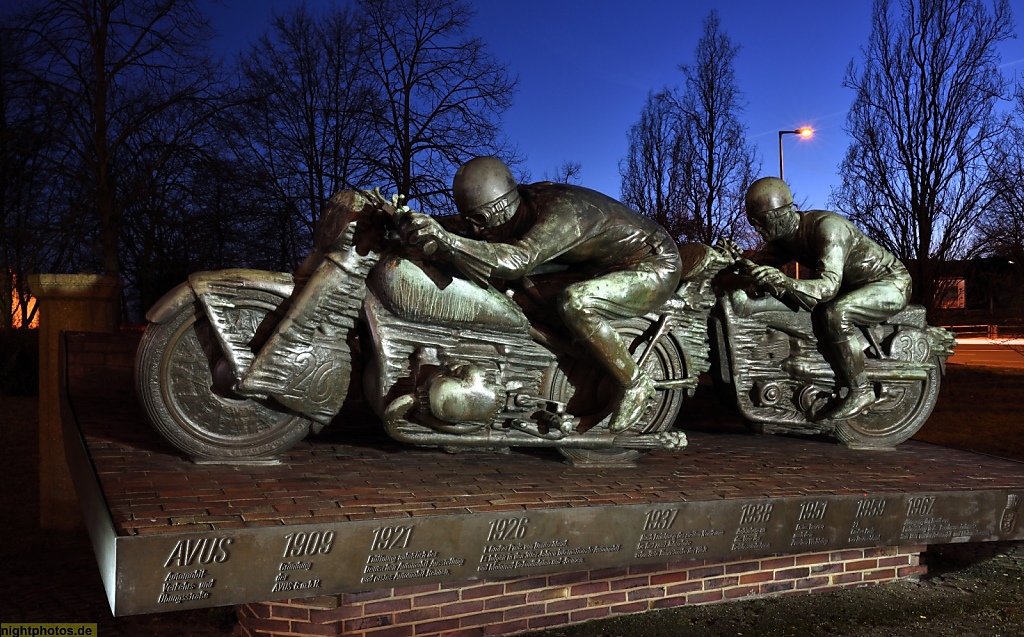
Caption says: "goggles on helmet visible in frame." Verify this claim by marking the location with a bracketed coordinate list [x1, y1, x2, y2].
[465, 188, 520, 231]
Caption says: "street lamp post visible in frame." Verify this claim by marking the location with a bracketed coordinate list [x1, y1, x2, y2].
[777, 127, 813, 181]
[776, 127, 813, 281]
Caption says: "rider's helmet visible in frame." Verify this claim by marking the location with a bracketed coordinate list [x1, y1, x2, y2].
[744, 177, 797, 239]
[452, 156, 521, 229]
[744, 177, 793, 221]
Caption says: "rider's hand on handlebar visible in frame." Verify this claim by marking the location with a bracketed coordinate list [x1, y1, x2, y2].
[716, 238, 744, 261]
[400, 212, 451, 255]
[749, 264, 791, 297]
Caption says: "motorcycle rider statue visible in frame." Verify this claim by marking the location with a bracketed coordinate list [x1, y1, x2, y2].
[738, 176, 913, 421]
[400, 156, 683, 433]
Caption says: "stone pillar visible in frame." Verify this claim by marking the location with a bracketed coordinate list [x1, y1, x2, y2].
[27, 274, 122, 529]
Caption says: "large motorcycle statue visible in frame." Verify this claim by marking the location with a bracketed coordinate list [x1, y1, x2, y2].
[136, 190, 955, 466]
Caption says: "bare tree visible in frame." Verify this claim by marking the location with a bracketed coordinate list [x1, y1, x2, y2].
[543, 160, 583, 185]
[620, 11, 758, 246]
[1, 29, 43, 329]
[673, 10, 760, 246]
[975, 83, 1024, 312]
[620, 90, 689, 239]
[0, 21, 88, 328]
[355, 0, 518, 212]
[11, 0, 222, 281]
[834, 0, 1014, 311]
[230, 4, 378, 262]
[980, 82, 1024, 263]
[118, 124, 232, 314]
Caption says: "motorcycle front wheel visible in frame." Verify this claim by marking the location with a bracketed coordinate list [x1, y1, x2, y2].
[136, 289, 315, 461]
[544, 317, 687, 465]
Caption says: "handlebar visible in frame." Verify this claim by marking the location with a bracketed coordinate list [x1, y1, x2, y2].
[361, 188, 438, 256]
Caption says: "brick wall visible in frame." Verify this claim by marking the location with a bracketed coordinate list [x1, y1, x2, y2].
[63, 329, 140, 395]
[235, 545, 927, 637]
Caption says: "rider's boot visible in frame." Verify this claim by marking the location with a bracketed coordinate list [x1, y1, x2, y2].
[576, 321, 657, 432]
[826, 336, 875, 420]
[609, 371, 656, 433]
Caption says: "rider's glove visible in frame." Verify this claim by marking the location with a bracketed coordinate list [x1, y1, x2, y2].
[716, 238, 744, 261]
[400, 212, 453, 255]
[749, 264, 792, 298]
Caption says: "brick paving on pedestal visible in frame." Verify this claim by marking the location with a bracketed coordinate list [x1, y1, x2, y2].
[79, 384, 1024, 540]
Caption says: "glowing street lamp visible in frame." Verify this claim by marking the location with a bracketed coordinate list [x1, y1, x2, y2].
[778, 127, 813, 181]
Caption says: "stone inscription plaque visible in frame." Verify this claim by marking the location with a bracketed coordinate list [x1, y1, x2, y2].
[108, 489, 1024, 615]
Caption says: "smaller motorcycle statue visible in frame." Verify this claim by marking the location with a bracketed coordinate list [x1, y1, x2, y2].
[708, 258, 956, 450]
[136, 189, 954, 466]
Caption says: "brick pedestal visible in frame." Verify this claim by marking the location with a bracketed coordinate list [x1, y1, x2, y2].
[235, 546, 926, 637]
[28, 273, 121, 529]
[59, 332, 1024, 628]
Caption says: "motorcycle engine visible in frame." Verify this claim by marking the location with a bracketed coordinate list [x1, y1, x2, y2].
[419, 363, 503, 424]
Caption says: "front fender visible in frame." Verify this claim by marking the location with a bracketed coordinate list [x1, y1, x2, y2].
[145, 279, 196, 324]
[144, 269, 296, 324]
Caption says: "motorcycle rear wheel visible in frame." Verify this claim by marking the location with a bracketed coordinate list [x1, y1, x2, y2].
[136, 290, 314, 461]
[545, 317, 686, 466]
[830, 357, 942, 449]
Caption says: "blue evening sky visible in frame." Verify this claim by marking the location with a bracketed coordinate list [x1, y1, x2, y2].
[203, 0, 1024, 211]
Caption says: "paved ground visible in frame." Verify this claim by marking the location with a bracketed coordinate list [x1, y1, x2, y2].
[949, 338, 1024, 370]
[524, 542, 1024, 637]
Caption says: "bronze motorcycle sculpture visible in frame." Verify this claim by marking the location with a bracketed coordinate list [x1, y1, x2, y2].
[137, 190, 700, 467]
[706, 256, 955, 450]
[136, 189, 954, 466]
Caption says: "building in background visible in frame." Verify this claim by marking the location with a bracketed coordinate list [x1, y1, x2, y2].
[7, 271, 39, 329]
